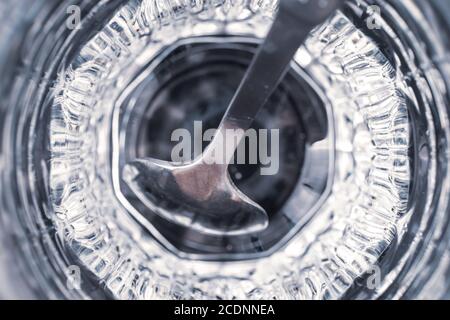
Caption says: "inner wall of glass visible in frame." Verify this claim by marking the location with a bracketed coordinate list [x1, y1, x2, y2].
[0, 0, 449, 299]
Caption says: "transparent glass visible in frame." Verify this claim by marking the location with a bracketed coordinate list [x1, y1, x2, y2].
[0, 0, 449, 299]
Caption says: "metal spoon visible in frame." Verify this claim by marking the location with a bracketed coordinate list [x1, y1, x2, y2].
[123, 0, 345, 236]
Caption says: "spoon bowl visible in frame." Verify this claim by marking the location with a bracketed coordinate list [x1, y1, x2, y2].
[123, 157, 269, 236]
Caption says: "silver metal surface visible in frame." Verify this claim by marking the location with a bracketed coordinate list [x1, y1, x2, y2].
[123, 0, 344, 236]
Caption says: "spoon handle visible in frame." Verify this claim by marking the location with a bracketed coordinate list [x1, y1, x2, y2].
[217, 0, 345, 132]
